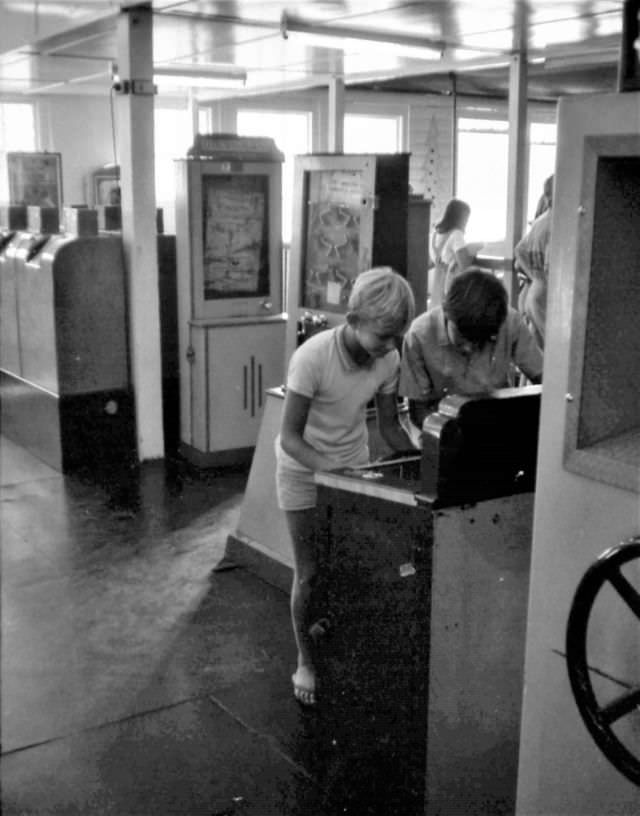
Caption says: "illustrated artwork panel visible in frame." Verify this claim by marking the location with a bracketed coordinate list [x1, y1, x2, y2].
[302, 169, 364, 313]
[201, 174, 270, 300]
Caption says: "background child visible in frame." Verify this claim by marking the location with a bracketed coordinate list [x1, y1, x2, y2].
[430, 198, 480, 309]
[276, 267, 416, 706]
[399, 267, 543, 431]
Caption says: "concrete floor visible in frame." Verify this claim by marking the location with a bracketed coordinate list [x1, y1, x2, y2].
[0, 436, 425, 816]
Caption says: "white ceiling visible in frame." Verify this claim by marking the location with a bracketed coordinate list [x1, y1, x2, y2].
[0, 1, 631, 102]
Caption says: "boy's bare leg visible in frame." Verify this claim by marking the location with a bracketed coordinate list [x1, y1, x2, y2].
[285, 507, 321, 705]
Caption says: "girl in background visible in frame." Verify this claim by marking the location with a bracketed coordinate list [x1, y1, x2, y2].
[430, 198, 477, 309]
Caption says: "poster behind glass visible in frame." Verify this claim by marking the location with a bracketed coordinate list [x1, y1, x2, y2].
[302, 170, 363, 312]
[202, 174, 269, 300]
[7, 152, 62, 210]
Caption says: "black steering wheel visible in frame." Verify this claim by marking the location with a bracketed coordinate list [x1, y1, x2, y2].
[565, 537, 640, 786]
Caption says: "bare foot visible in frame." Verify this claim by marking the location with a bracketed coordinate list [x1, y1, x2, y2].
[292, 665, 316, 706]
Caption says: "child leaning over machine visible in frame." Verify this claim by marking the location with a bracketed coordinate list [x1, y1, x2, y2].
[399, 266, 543, 432]
[276, 267, 417, 706]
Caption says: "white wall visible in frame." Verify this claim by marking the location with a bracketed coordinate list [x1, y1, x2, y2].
[37, 94, 115, 206]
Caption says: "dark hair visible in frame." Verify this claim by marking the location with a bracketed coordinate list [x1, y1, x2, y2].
[444, 267, 508, 345]
[435, 198, 471, 234]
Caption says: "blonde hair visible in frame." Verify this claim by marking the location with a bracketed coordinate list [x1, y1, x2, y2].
[348, 267, 415, 334]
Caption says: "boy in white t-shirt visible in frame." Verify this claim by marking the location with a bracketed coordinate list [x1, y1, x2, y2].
[276, 267, 416, 706]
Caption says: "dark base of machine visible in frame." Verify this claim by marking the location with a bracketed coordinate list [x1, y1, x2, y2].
[161, 376, 180, 456]
[178, 441, 255, 469]
[0, 369, 137, 473]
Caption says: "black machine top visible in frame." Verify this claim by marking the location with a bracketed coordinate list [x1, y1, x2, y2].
[315, 386, 542, 509]
[187, 133, 284, 163]
[419, 385, 542, 507]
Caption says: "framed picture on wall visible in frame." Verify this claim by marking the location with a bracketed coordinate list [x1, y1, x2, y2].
[92, 166, 121, 206]
[7, 151, 63, 210]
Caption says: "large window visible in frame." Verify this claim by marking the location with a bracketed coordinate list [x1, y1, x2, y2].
[527, 122, 557, 223]
[154, 106, 193, 234]
[344, 113, 402, 154]
[456, 116, 557, 251]
[237, 109, 311, 243]
[456, 118, 509, 247]
[0, 102, 36, 203]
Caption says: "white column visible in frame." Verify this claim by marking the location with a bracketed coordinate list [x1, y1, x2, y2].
[328, 75, 345, 153]
[115, 3, 164, 460]
[504, 3, 529, 305]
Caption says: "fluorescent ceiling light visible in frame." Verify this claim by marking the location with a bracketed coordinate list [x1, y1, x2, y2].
[280, 11, 444, 61]
[543, 49, 619, 70]
[153, 63, 247, 87]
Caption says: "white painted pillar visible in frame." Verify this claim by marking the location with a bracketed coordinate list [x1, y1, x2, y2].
[115, 2, 165, 460]
[328, 75, 345, 153]
[504, 3, 529, 304]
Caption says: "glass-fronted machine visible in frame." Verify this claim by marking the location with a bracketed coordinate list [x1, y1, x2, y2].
[174, 134, 286, 466]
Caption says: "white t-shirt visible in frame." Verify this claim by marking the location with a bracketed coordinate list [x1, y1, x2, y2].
[430, 228, 467, 307]
[432, 227, 466, 268]
[277, 324, 399, 472]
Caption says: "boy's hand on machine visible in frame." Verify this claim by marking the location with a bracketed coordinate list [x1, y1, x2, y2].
[377, 448, 420, 463]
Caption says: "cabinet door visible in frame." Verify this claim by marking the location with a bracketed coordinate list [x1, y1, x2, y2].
[207, 321, 285, 452]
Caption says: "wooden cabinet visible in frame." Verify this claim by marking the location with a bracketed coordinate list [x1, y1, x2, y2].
[180, 317, 285, 466]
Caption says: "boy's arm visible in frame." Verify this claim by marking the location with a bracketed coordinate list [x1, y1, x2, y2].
[375, 392, 418, 454]
[408, 398, 437, 430]
[280, 388, 337, 472]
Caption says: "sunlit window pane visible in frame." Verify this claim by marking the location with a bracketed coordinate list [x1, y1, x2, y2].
[527, 123, 557, 223]
[457, 117, 557, 249]
[237, 109, 311, 244]
[457, 128, 509, 245]
[154, 107, 192, 233]
[0, 103, 36, 203]
[344, 114, 401, 153]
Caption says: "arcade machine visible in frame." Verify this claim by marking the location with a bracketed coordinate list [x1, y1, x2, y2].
[514, 88, 640, 816]
[174, 134, 286, 467]
[1, 205, 60, 380]
[95, 203, 179, 455]
[313, 386, 541, 816]
[225, 152, 412, 585]
[0, 204, 27, 376]
[0, 204, 26, 244]
[284, 151, 410, 362]
[0, 206, 135, 472]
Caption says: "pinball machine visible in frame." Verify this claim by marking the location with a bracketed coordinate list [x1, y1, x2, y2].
[312, 386, 541, 815]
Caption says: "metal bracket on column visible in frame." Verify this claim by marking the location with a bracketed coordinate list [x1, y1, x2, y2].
[112, 78, 157, 95]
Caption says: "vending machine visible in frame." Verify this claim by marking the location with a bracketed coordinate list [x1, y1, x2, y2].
[174, 134, 286, 466]
[0, 206, 135, 472]
[0, 205, 28, 376]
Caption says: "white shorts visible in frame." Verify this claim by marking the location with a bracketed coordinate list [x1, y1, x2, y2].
[275, 458, 317, 512]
